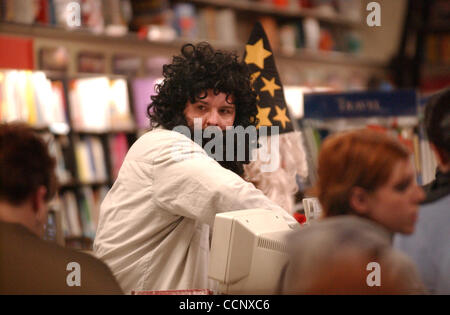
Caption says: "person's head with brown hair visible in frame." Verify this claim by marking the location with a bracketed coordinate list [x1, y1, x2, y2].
[312, 129, 425, 234]
[0, 123, 57, 236]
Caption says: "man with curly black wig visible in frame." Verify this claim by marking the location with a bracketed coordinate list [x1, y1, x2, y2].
[149, 42, 261, 176]
[94, 42, 298, 294]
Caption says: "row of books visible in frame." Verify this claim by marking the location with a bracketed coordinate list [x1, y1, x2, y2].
[59, 186, 109, 239]
[74, 134, 129, 184]
[74, 136, 109, 184]
[0, 0, 132, 35]
[0, 71, 68, 132]
[301, 116, 438, 187]
[40, 131, 130, 188]
[1, 0, 364, 54]
[46, 133, 74, 185]
[152, 3, 363, 54]
[0, 71, 156, 132]
[0, 0, 363, 33]
[300, 90, 439, 186]
[69, 77, 135, 132]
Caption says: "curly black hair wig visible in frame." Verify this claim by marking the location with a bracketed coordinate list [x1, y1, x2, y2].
[147, 42, 259, 130]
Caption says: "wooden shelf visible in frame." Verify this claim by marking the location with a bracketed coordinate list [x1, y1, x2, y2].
[0, 22, 386, 69]
[177, 0, 362, 28]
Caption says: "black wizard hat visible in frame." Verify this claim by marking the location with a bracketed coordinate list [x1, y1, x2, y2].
[243, 22, 294, 134]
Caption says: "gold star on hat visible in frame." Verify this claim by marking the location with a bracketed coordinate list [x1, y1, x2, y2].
[273, 106, 291, 129]
[261, 76, 281, 98]
[256, 105, 272, 128]
[245, 39, 272, 69]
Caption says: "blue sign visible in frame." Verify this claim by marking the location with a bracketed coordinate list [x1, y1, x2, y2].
[304, 90, 418, 119]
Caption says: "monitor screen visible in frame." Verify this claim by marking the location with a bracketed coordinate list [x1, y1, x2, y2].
[208, 209, 293, 294]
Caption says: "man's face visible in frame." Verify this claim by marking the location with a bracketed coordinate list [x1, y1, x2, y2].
[184, 89, 236, 130]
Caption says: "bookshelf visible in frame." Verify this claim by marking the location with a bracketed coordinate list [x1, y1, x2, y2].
[0, 21, 385, 68]
[299, 90, 438, 189]
[0, 68, 140, 250]
[0, 0, 388, 86]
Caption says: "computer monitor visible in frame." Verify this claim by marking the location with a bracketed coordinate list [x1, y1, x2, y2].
[208, 209, 293, 294]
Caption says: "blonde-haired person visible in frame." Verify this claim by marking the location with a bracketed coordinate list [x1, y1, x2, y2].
[281, 129, 427, 294]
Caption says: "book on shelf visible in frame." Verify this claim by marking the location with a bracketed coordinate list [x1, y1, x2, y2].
[197, 7, 217, 42]
[2, 0, 37, 24]
[0, 36, 34, 70]
[70, 77, 109, 131]
[173, 2, 197, 39]
[74, 136, 108, 184]
[36, 0, 51, 24]
[216, 8, 238, 45]
[69, 76, 134, 132]
[112, 54, 142, 76]
[110, 78, 135, 131]
[109, 133, 129, 181]
[0, 70, 68, 130]
[336, 0, 362, 21]
[90, 185, 109, 229]
[77, 51, 106, 73]
[46, 134, 73, 185]
[61, 191, 83, 238]
[81, 0, 105, 34]
[131, 77, 161, 129]
[59, 186, 108, 241]
[426, 34, 450, 66]
[74, 137, 93, 183]
[90, 136, 108, 182]
[78, 187, 96, 239]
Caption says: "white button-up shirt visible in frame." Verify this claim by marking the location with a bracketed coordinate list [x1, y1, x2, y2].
[94, 128, 297, 294]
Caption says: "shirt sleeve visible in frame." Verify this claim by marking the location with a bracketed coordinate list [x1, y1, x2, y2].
[152, 132, 299, 228]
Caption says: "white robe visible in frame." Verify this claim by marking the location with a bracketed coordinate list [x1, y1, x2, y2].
[93, 128, 298, 294]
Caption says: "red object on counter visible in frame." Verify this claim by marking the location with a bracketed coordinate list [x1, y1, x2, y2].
[294, 212, 307, 225]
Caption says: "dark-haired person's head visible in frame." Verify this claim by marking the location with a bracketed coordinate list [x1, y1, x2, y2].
[312, 129, 425, 234]
[148, 42, 258, 131]
[424, 88, 450, 173]
[147, 42, 259, 176]
[0, 123, 57, 237]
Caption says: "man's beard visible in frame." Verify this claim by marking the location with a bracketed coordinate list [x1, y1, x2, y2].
[188, 127, 258, 177]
